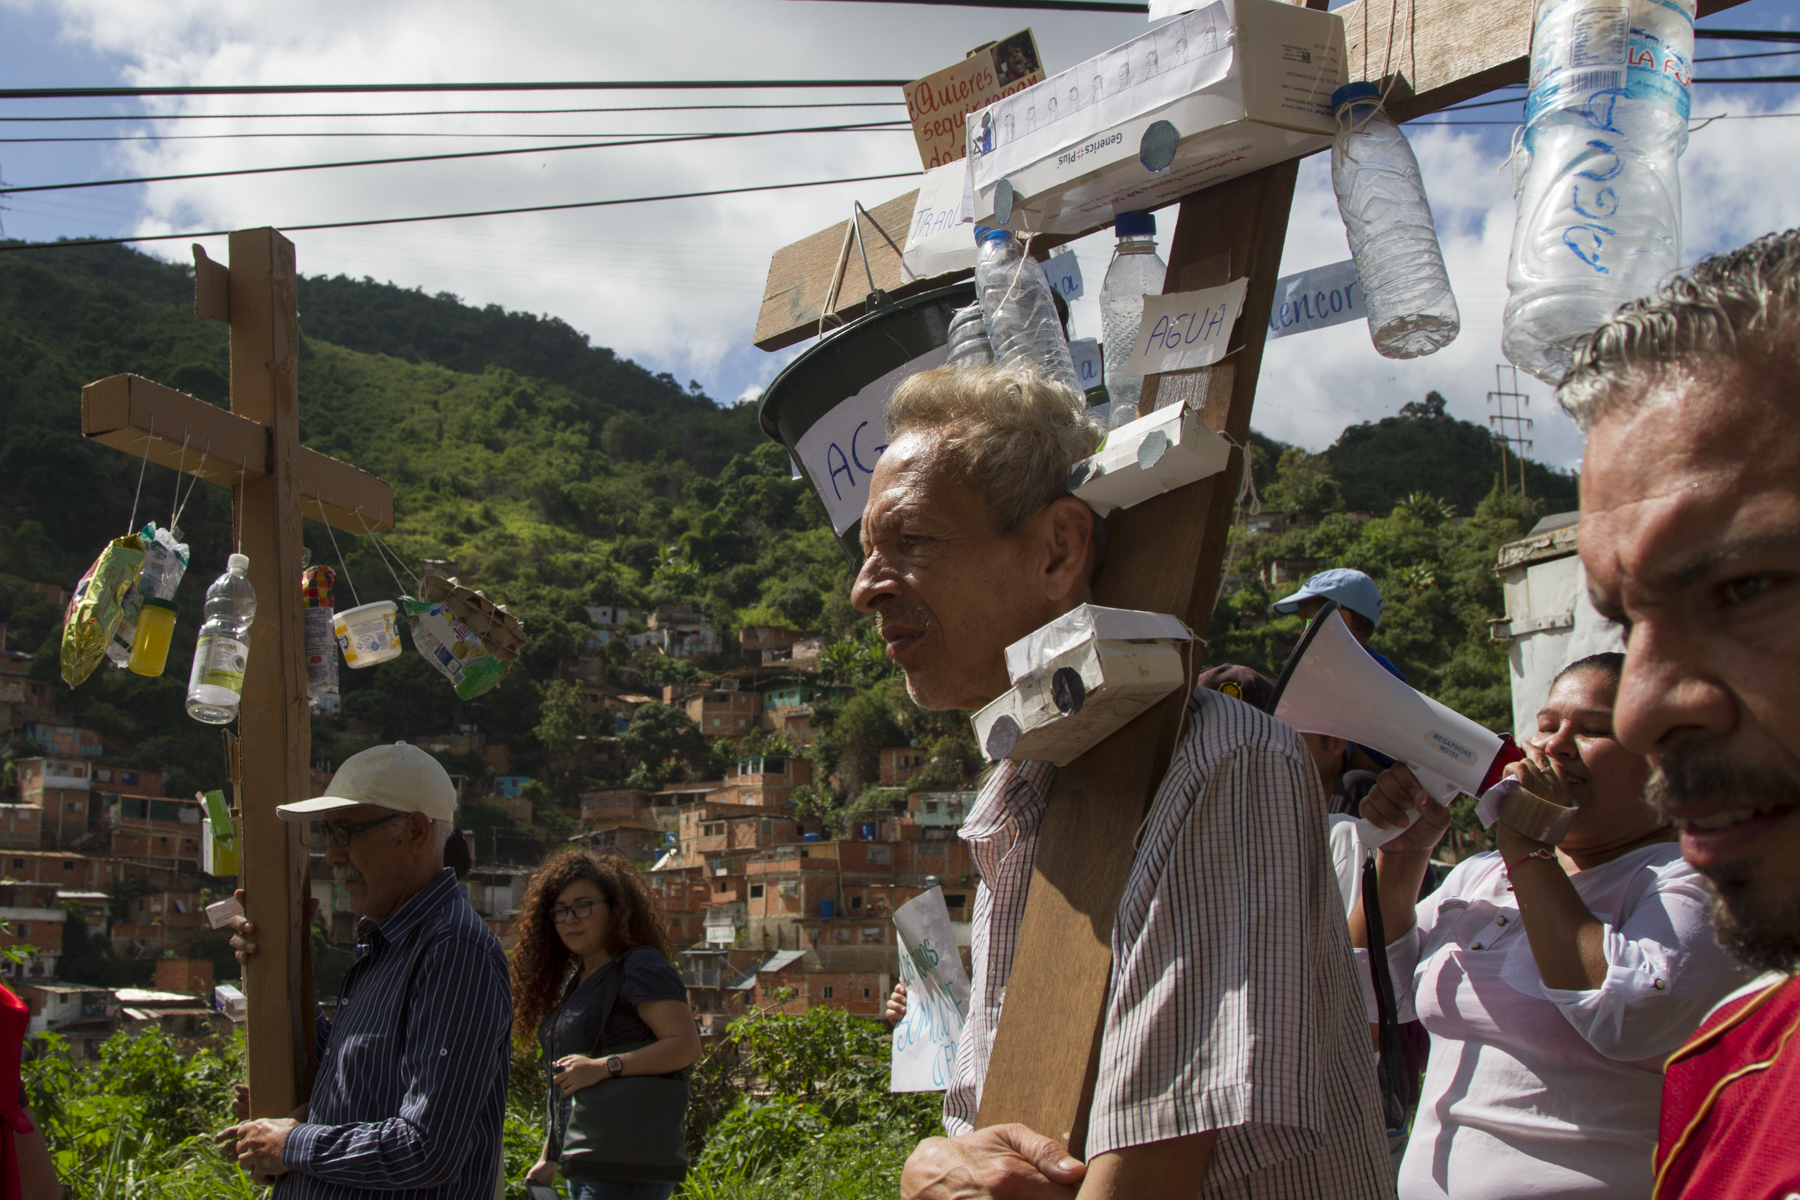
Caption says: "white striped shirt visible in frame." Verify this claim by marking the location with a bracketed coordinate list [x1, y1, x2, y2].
[947, 689, 1393, 1198]
[279, 868, 512, 1200]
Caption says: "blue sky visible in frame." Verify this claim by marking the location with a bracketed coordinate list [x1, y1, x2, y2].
[3, 0, 1797, 475]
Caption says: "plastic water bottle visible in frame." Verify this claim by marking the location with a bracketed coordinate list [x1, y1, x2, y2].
[1330, 83, 1461, 359]
[1099, 212, 1168, 427]
[973, 227, 1082, 394]
[945, 304, 996, 368]
[1503, 0, 1693, 384]
[187, 554, 257, 724]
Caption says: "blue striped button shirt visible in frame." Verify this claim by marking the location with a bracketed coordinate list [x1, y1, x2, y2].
[278, 868, 512, 1200]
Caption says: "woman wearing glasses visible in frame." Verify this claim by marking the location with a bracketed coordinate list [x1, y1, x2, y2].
[515, 850, 702, 1200]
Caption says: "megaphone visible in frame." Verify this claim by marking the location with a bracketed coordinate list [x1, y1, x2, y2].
[1271, 600, 1523, 846]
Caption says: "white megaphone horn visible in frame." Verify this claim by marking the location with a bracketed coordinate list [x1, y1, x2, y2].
[1270, 600, 1523, 847]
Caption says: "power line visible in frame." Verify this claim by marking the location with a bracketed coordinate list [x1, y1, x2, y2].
[0, 101, 909, 123]
[1697, 48, 1800, 63]
[0, 120, 910, 196]
[0, 170, 920, 251]
[1694, 28, 1800, 44]
[778, 0, 1147, 9]
[0, 79, 913, 101]
[1, 126, 910, 145]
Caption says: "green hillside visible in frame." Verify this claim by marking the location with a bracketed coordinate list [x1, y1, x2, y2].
[0, 241, 1574, 814]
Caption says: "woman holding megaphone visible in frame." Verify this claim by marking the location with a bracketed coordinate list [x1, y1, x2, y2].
[1349, 653, 1752, 1199]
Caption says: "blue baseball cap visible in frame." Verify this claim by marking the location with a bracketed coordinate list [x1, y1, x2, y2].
[1271, 568, 1384, 628]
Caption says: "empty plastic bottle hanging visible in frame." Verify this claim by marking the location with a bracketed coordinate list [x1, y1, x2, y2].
[187, 554, 257, 724]
[972, 227, 1083, 395]
[1100, 212, 1168, 427]
[1330, 83, 1461, 359]
[945, 303, 996, 368]
[1503, 0, 1694, 384]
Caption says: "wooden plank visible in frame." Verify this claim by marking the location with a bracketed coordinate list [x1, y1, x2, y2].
[230, 227, 316, 1119]
[753, 190, 924, 351]
[80, 373, 394, 534]
[81, 374, 266, 486]
[973, 159, 1302, 1154]
[193, 244, 230, 323]
[1341, 0, 1748, 121]
[295, 446, 395, 534]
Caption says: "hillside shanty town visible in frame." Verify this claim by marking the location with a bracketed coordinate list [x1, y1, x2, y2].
[3, 0, 1800, 1197]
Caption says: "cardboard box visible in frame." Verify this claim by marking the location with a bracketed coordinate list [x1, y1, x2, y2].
[966, 0, 1345, 235]
[973, 606, 1192, 766]
[1069, 402, 1232, 517]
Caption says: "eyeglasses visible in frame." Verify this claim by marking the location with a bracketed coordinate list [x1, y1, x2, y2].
[321, 812, 405, 848]
[551, 897, 602, 924]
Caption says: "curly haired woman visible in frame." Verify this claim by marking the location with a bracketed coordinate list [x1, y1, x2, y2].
[515, 849, 701, 1200]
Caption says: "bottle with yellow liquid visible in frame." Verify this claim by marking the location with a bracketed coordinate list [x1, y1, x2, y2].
[127, 598, 178, 677]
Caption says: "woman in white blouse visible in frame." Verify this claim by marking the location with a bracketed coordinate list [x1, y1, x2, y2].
[1349, 652, 1751, 1199]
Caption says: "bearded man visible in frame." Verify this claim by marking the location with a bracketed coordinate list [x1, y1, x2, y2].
[855, 363, 1391, 1200]
[1566, 227, 1800, 1197]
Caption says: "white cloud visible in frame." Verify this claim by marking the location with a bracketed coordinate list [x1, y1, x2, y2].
[11, 0, 1800, 473]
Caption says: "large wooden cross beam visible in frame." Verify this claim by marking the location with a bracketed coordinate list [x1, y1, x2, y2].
[78, 228, 394, 1118]
[757, 0, 1748, 1157]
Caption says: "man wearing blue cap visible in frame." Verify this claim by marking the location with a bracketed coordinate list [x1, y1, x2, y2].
[1272, 569, 1406, 777]
[1271, 568, 1405, 683]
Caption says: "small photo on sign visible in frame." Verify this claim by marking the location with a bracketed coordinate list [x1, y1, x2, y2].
[993, 30, 1041, 87]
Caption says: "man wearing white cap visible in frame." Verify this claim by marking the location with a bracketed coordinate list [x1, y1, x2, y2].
[216, 742, 511, 1200]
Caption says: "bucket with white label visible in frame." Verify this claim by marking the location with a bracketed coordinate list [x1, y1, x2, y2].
[334, 600, 402, 668]
[757, 282, 975, 563]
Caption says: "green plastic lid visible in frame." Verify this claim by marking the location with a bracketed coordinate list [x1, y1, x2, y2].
[139, 597, 178, 613]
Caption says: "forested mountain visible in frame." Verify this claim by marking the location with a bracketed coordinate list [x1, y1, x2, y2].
[0, 240, 1577, 807]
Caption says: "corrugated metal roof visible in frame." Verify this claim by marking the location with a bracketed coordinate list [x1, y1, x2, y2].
[757, 950, 808, 974]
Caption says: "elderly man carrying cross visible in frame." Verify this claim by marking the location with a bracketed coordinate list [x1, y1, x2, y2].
[216, 742, 511, 1199]
[855, 364, 1391, 1200]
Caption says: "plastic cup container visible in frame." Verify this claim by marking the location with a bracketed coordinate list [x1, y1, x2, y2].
[127, 597, 178, 677]
[334, 600, 402, 668]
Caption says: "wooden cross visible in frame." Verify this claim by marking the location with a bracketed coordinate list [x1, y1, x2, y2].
[78, 228, 394, 1118]
[757, 0, 1747, 1155]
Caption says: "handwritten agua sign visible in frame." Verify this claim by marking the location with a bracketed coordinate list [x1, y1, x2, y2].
[1124, 278, 1250, 376]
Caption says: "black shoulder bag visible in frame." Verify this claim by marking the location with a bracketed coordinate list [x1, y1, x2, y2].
[548, 948, 690, 1185]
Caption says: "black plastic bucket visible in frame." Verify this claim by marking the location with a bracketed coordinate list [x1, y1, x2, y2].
[757, 281, 977, 564]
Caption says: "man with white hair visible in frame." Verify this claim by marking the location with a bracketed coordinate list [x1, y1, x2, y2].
[217, 741, 511, 1199]
[856, 364, 1390, 1199]
[1557, 228, 1800, 1196]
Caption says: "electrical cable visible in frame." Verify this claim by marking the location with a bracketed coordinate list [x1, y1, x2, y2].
[0, 126, 909, 145]
[0, 101, 909, 123]
[0, 169, 920, 252]
[0, 79, 914, 100]
[1694, 29, 1800, 44]
[777, 0, 1148, 9]
[0, 120, 910, 196]
[1697, 48, 1800, 63]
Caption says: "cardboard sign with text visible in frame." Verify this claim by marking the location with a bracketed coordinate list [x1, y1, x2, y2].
[890, 887, 972, 1092]
[1124, 279, 1250, 376]
[905, 28, 1045, 170]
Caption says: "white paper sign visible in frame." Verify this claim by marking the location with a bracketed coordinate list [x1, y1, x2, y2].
[1045, 248, 1085, 301]
[902, 160, 977, 279]
[794, 343, 949, 535]
[968, 3, 1233, 189]
[1147, 0, 1205, 15]
[1124, 278, 1249, 376]
[1069, 337, 1102, 391]
[1266, 260, 1366, 341]
[890, 887, 971, 1093]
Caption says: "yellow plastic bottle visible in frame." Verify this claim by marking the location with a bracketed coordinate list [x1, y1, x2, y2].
[127, 597, 178, 677]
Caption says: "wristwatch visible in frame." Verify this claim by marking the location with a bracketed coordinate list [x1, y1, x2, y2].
[606, 1055, 624, 1079]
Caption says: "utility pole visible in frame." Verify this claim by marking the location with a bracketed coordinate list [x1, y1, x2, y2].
[1488, 363, 1535, 500]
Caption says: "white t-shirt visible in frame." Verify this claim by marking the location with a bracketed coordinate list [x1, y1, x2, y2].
[1356, 844, 1752, 1199]
[1328, 813, 1371, 916]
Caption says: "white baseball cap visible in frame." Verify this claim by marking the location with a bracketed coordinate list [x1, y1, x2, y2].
[275, 742, 457, 823]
